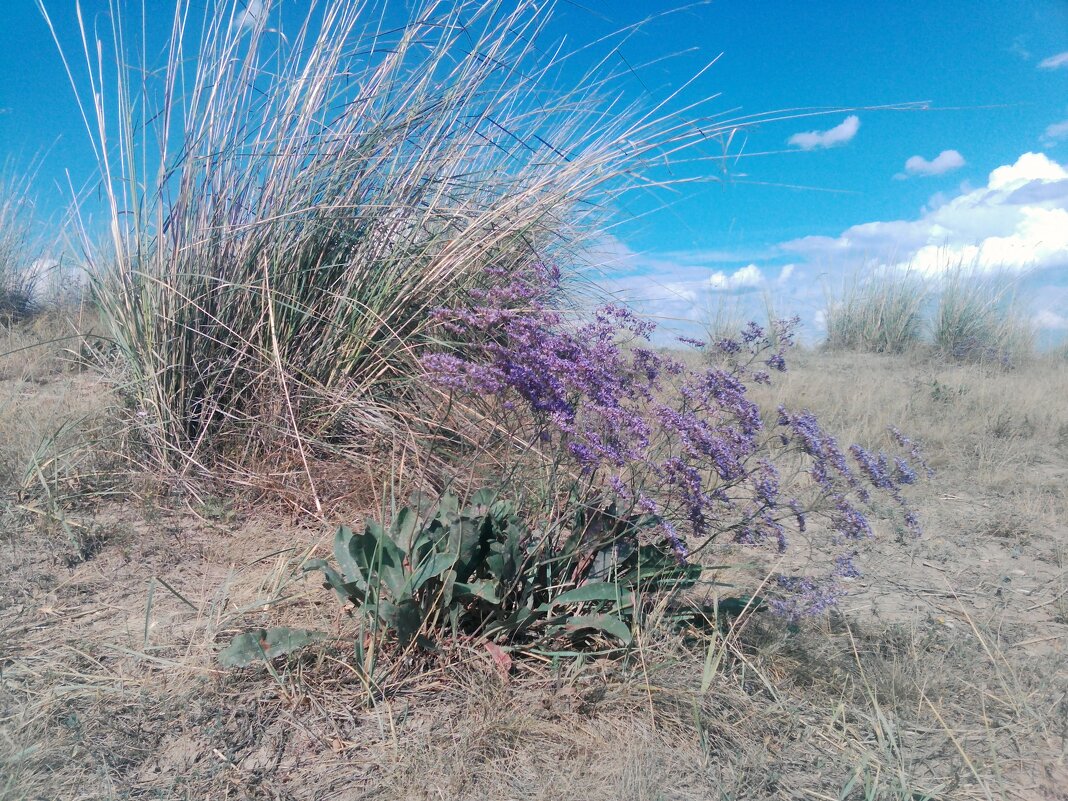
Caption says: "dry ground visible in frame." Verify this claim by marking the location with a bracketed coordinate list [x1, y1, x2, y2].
[1, 324, 1066, 800]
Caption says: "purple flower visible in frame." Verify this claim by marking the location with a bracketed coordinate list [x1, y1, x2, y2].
[420, 262, 927, 616]
[769, 575, 842, 619]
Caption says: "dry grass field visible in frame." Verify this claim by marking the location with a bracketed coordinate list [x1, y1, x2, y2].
[2, 5, 1065, 799]
[2, 318, 1065, 801]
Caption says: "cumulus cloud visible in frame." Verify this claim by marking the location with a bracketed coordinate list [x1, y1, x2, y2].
[1035, 309, 1068, 330]
[897, 149, 966, 178]
[708, 264, 764, 292]
[1038, 51, 1068, 70]
[787, 115, 860, 150]
[782, 152, 1068, 276]
[1042, 118, 1068, 146]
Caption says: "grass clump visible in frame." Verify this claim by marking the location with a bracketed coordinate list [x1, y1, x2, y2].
[933, 264, 1034, 366]
[824, 269, 928, 354]
[823, 262, 1038, 365]
[46, 0, 718, 484]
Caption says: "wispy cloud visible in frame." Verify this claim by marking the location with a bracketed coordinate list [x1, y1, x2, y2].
[1038, 51, 1068, 70]
[787, 115, 860, 150]
[1009, 35, 1031, 61]
[1042, 118, 1068, 146]
[896, 149, 966, 179]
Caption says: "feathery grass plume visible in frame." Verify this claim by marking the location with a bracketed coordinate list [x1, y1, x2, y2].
[823, 267, 928, 354]
[39, 0, 735, 486]
[933, 261, 1034, 367]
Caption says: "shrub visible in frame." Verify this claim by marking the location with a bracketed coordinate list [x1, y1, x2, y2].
[46, 0, 724, 479]
[824, 269, 928, 354]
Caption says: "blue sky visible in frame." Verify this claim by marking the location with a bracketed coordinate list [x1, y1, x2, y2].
[2, 1, 1067, 341]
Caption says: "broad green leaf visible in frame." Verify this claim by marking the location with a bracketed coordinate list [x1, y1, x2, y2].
[218, 628, 324, 667]
[332, 525, 365, 588]
[304, 559, 363, 603]
[450, 516, 490, 582]
[391, 506, 420, 554]
[467, 488, 496, 511]
[351, 520, 407, 598]
[406, 552, 457, 593]
[436, 492, 459, 519]
[545, 582, 622, 608]
[378, 598, 423, 647]
[453, 579, 500, 604]
[565, 614, 632, 645]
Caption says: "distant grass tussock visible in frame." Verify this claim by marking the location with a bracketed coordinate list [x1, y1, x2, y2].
[824, 270, 928, 354]
[932, 265, 1034, 365]
[824, 264, 1034, 365]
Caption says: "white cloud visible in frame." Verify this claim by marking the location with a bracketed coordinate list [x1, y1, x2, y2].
[782, 152, 1068, 276]
[812, 309, 827, 332]
[1042, 118, 1068, 145]
[787, 115, 860, 150]
[777, 264, 795, 284]
[898, 149, 966, 178]
[988, 151, 1066, 187]
[1038, 51, 1068, 70]
[708, 264, 764, 292]
[235, 0, 265, 31]
[1035, 309, 1068, 330]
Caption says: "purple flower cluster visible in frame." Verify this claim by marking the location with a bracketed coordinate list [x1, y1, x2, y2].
[422, 263, 927, 617]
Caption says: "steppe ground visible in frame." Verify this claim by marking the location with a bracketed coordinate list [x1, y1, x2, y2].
[1, 316, 1066, 801]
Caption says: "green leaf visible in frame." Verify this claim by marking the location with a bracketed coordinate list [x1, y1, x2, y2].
[391, 506, 420, 554]
[332, 525, 366, 588]
[406, 552, 457, 593]
[564, 614, 633, 645]
[378, 598, 423, 647]
[449, 516, 490, 582]
[549, 582, 623, 607]
[467, 488, 497, 512]
[304, 558, 363, 603]
[436, 492, 459, 519]
[346, 520, 407, 599]
[453, 579, 500, 604]
[218, 628, 325, 667]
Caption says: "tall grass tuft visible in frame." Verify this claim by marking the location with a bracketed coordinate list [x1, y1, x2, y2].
[933, 263, 1034, 367]
[42, 0, 726, 485]
[823, 269, 928, 354]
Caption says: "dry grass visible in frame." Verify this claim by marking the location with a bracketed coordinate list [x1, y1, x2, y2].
[2, 335, 1065, 800]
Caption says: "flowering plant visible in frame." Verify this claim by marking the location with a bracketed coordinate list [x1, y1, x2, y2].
[423, 264, 928, 617]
